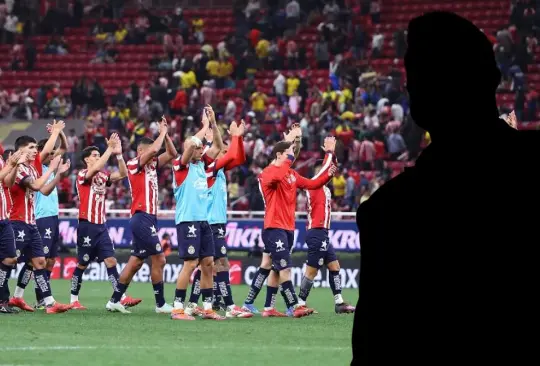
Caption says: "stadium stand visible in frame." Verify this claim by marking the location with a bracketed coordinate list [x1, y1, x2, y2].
[0, 0, 538, 215]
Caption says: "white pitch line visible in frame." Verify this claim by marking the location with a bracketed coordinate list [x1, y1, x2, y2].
[0, 344, 349, 352]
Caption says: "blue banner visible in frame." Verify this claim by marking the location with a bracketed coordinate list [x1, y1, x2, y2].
[58, 219, 360, 253]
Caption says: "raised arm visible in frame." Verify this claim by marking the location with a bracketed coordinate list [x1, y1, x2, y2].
[40, 120, 65, 161]
[109, 134, 128, 182]
[22, 155, 61, 192]
[40, 159, 70, 196]
[55, 130, 68, 157]
[158, 133, 178, 167]
[204, 106, 223, 159]
[2, 151, 24, 188]
[180, 138, 198, 166]
[0, 151, 21, 182]
[140, 117, 168, 168]
[212, 120, 245, 171]
[296, 136, 337, 190]
[84, 134, 116, 181]
[284, 123, 302, 161]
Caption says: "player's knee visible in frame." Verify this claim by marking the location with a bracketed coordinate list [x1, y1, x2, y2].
[46, 258, 56, 269]
[305, 266, 318, 280]
[103, 257, 117, 268]
[261, 256, 272, 269]
[153, 254, 166, 269]
[327, 260, 340, 272]
[219, 257, 229, 270]
[183, 259, 198, 271]
[2, 257, 17, 266]
[31, 257, 46, 269]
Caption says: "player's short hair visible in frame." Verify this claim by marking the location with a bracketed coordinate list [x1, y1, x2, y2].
[14, 136, 37, 151]
[271, 141, 293, 160]
[81, 146, 100, 167]
[37, 139, 48, 152]
[138, 137, 154, 148]
[2, 149, 14, 161]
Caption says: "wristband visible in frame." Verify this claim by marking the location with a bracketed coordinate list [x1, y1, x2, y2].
[191, 136, 202, 147]
[116, 154, 124, 160]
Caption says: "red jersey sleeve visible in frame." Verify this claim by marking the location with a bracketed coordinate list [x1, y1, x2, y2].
[15, 165, 30, 186]
[173, 156, 189, 186]
[33, 154, 42, 177]
[202, 153, 214, 169]
[295, 152, 334, 190]
[127, 157, 141, 175]
[212, 136, 242, 172]
[77, 169, 89, 185]
[225, 136, 246, 171]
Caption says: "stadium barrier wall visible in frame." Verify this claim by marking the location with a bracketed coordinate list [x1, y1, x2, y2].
[57, 211, 360, 253]
[10, 254, 361, 290]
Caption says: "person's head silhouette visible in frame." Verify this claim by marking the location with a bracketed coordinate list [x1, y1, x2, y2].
[405, 12, 502, 140]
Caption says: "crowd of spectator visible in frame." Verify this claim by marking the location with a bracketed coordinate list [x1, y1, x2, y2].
[1, 0, 539, 217]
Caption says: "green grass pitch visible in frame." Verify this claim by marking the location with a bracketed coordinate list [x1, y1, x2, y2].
[2, 280, 357, 366]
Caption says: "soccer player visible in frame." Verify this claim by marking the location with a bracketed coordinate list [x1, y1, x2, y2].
[8, 132, 71, 314]
[185, 109, 252, 319]
[0, 150, 24, 314]
[32, 127, 69, 309]
[170, 109, 243, 321]
[70, 134, 139, 309]
[106, 117, 177, 314]
[243, 134, 337, 318]
[241, 125, 301, 316]
[295, 154, 356, 314]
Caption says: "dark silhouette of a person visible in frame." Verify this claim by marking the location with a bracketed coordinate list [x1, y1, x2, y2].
[352, 12, 540, 365]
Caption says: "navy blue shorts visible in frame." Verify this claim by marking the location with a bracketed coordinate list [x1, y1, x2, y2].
[130, 212, 162, 259]
[36, 216, 59, 259]
[12, 221, 44, 263]
[262, 228, 294, 271]
[176, 221, 214, 260]
[305, 228, 337, 269]
[77, 220, 115, 266]
[211, 224, 227, 259]
[0, 220, 16, 260]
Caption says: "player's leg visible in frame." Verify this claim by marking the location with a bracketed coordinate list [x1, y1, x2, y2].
[215, 256, 252, 318]
[34, 216, 57, 309]
[171, 222, 199, 320]
[297, 229, 325, 307]
[28, 225, 69, 313]
[242, 229, 273, 313]
[99, 227, 141, 313]
[327, 259, 355, 314]
[70, 220, 93, 309]
[185, 265, 203, 316]
[0, 221, 18, 314]
[198, 222, 224, 320]
[149, 253, 171, 313]
[262, 268, 287, 317]
[274, 230, 313, 318]
[9, 222, 36, 311]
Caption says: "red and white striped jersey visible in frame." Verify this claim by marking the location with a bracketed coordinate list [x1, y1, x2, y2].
[0, 157, 10, 220]
[10, 161, 41, 224]
[305, 153, 335, 230]
[127, 156, 159, 216]
[77, 169, 111, 224]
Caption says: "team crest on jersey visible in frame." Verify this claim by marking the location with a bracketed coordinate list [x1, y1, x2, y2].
[83, 254, 90, 262]
[156, 243, 162, 252]
[221, 246, 226, 255]
[318, 258, 324, 266]
[188, 245, 195, 255]
[280, 259, 287, 268]
[15, 249, 20, 258]
[43, 246, 49, 254]
[286, 173, 297, 184]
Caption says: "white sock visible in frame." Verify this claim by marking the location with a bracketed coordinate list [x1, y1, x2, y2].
[264, 307, 273, 311]
[298, 299, 306, 306]
[173, 301, 184, 310]
[334, 294, 344, 305]
[227, 305, 235, 311]
[14, 286, 25, 298]
[70, 294, 79, 303]
[121, 293, 126, 300]
[44, 296, 55, 306]
[202, 301, 212, 311]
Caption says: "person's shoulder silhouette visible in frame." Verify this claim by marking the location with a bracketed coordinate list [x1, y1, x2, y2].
[352, 11, 540, 365]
